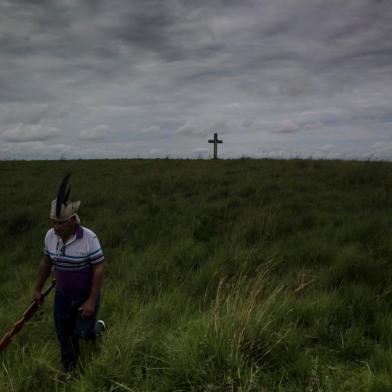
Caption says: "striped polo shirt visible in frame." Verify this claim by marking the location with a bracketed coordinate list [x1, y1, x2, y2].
[44, 225, 104, 297]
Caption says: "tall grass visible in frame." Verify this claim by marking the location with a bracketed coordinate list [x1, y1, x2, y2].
[1, 158, 392, 390]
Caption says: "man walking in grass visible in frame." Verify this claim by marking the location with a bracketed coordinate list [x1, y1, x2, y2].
[33, 175, 105, 374]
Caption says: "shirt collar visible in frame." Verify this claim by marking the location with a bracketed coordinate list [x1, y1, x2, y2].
[56, 225, 83, 246]
[75, 225, 84, 240]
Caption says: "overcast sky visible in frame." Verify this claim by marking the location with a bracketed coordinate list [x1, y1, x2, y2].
[0, 0, 391, 160]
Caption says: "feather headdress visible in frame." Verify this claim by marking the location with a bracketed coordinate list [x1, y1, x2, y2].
[50, 174, 81, 222]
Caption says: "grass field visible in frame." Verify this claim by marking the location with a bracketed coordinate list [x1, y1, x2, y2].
[1, 158, 392, 391]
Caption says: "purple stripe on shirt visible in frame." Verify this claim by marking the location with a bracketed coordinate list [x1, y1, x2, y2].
[54, 266, 92, 298]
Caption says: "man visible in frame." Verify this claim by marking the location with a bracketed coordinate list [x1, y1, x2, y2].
[33, 175, 105, 373]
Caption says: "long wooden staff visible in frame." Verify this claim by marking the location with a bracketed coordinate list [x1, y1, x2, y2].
[0, 280, 56, 353]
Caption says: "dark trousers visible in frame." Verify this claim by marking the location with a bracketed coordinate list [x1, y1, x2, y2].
[54, 292, 100, 371]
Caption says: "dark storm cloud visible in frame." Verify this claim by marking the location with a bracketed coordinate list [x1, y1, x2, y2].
[0, 0, 392, 159]
[111, 4, 174, 53]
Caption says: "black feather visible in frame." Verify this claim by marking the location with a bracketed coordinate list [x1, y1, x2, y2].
[56, 174, 71, 218]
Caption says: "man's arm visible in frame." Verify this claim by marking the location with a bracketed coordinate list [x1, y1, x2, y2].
[79, 263, 104, 319]
[33, 255, 52, 304]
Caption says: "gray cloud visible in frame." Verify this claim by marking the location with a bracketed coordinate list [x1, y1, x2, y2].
[0, 103, 50, 124]
[79, 124, 111, 141]
[176, 119, 227, 137]
[0, 0, 391, 159]
[175, 120, 204, 137]
[0, 124, 59, 142]
[140, 125, 161, 135]
[271, 121, 301, 134]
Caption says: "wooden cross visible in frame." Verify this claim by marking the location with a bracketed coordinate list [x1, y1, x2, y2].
[208, 133, 223, 160]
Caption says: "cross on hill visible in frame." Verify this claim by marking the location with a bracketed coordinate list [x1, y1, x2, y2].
[208, 133, 223, 160]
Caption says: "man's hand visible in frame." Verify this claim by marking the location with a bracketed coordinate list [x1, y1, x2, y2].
[78, 298, 96, 319]
[32, 289, 44, 305]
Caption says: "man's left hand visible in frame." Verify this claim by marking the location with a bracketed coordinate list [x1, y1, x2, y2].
[78, 298, 96, 319]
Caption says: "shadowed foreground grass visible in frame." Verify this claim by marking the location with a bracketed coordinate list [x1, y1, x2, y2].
[1, 158, 392, 391]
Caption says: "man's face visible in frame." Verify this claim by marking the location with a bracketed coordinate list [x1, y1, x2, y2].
[51, 216, 76, 238]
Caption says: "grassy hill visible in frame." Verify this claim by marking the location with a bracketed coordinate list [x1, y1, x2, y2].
[1, 158, 392, 391]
